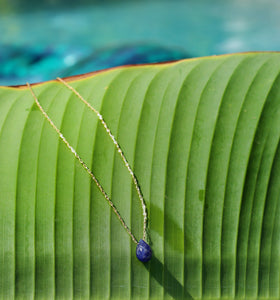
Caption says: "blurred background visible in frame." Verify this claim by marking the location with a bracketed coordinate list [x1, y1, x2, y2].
[0, 0, 279, 86]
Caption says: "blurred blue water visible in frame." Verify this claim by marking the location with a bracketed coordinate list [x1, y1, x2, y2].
[0, 0, 280, 86]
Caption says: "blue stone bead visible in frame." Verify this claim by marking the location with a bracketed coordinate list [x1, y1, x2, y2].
[136, 239, 152, 262]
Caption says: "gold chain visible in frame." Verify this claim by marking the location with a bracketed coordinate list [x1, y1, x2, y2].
[27, 78, 148, 244]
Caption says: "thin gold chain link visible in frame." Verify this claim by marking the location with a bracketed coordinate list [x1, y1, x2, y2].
[27, 80, 148, 244]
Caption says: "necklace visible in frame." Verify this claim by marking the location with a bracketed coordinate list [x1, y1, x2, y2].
[27, 77, 152, 263]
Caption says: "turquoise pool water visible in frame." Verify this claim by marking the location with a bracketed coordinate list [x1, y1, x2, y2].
[1, 0, 280, 85]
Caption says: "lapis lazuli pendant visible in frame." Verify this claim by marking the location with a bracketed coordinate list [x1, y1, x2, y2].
[136, 239, 152, 262]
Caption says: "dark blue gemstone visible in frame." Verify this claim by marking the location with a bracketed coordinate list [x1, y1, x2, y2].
[136, 239, 152, 262]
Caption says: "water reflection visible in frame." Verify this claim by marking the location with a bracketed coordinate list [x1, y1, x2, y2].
[0, 0, 279, 85]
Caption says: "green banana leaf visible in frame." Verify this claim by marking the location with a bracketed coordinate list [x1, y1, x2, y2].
[1, 52, 280, 299]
